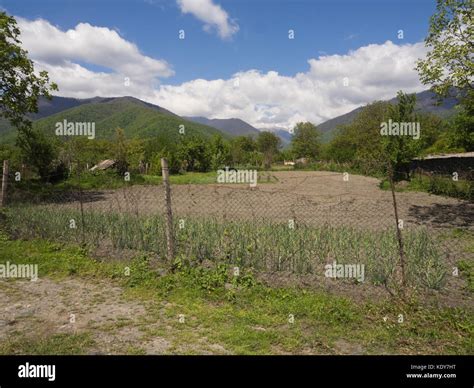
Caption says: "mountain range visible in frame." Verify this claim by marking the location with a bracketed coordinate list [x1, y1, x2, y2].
[0, 89, 460, 146]
[319, 89, 460, 142]
[183, 116, 260, 137]
[0, 96, 224, 144]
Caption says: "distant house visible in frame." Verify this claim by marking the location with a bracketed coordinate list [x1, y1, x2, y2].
[90, 159, 116, 171]
[284, 160, 295, 166]
[410, 152, 474, 180]
[295, 157, 309, 165]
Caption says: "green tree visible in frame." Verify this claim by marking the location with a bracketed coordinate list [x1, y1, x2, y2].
[290, 122, 321, 160]
[0, 144, 21, 167]
[451, 107, 474, 151]
[0, 12, 57, 129]
[177, 136, 211, 172]
[278, 148, 294, 163]
[325, 101, 391, 174]
[382, 91, 420, 180]
[416, 0, 474, 153]
[127, 139, 146, 171]
[416, 0, 473, 100]
[0, 11, 58, 180]
[230, 135, 256, 165]
[323, 126, 357, 163]
[113, 128, 129, 176]
[16, 129, 61, 181]
[60, 137, 111, 170]
[209, 134, 231, 170]
[256, 131, 281, 169]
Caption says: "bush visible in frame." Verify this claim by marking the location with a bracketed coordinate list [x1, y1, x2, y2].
[417, 174, 473, 200]
[379, 174, 474, 201]
[48, 161, 69, 183]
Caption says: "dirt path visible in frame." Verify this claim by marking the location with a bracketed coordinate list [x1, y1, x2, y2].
[0, 277, 229, 355]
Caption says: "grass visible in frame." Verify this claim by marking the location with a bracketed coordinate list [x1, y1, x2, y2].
[8, 172, 147, 203]
[440, 228, 474, 255]
[0, 235, 472, 355]
[4, 206, 450, 290]
[10, 170, 275, 198]
[0, 235, 119, 280]
[457, 260, 474, 293]
[143, 171, 218, 185]
[153, 280, 472, 355]
[299, 161, 385, 179]
[379, 174, 473, 200]
[269, 164, 295, 171]
[59, 170, 148, 190]
[0, 332, 95, 355]
[85, 170, 277, 186]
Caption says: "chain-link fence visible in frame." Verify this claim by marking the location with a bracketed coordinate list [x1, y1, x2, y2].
[1, 159, 472, 294]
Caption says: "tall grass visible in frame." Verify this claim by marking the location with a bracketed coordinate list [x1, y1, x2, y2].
[4, 205, 447, 290]
[379, 174, 473, 201]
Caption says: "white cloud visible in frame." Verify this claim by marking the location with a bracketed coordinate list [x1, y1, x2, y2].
[151, 41, 428, 130]
[17, 16, 428, 131]
[17, 17, 173, 97]
[177, 0, 239, 39]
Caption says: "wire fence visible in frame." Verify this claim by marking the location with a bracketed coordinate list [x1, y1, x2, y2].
[1, 159, 472, 294]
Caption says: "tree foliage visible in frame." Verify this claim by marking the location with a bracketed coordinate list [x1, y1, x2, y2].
[290, 122, 321, 160]
[256, 131, 281, 169]
[113, 127, 129, 175]
[209, 134, 231, 170]
[416, 0, 473, 99]
[416, 0, 473, 152]
[323, 94, 444, 179]
[0, 12, 57, 130]
[382, 92, 419, 180]
[230, 136, 256, 165]
[0, 11, 58, 180]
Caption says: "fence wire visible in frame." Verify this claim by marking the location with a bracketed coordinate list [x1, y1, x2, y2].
[1, 167, 473, 292]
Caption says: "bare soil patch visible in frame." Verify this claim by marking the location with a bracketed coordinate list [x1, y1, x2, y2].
[0, 278, 227, 354]
[66, 171, 473, 232]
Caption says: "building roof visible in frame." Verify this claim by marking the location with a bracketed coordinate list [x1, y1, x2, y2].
[90, 159, 116, 171]
[413, 152, 474, 160]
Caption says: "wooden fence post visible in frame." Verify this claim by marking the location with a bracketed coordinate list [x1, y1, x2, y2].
[161, 158, 175, 262]
[0, 160, 9, 207]
[388, 164, 406, 292]
[78, 169, 86, 246]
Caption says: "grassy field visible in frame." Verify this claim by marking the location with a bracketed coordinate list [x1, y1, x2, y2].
[0, 235, 472, 355]
[11, 170, 277, 195]
[142, 172, 218, 185]
[55, 171, 221, 190]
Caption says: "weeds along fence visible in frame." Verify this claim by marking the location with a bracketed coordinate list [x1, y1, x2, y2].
[409, 169, 474, 201]
[1, 159, 472, 293]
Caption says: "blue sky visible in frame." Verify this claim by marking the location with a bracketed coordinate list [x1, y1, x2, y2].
[1, 0, 437, 129]
[3, 0, 435, 84]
